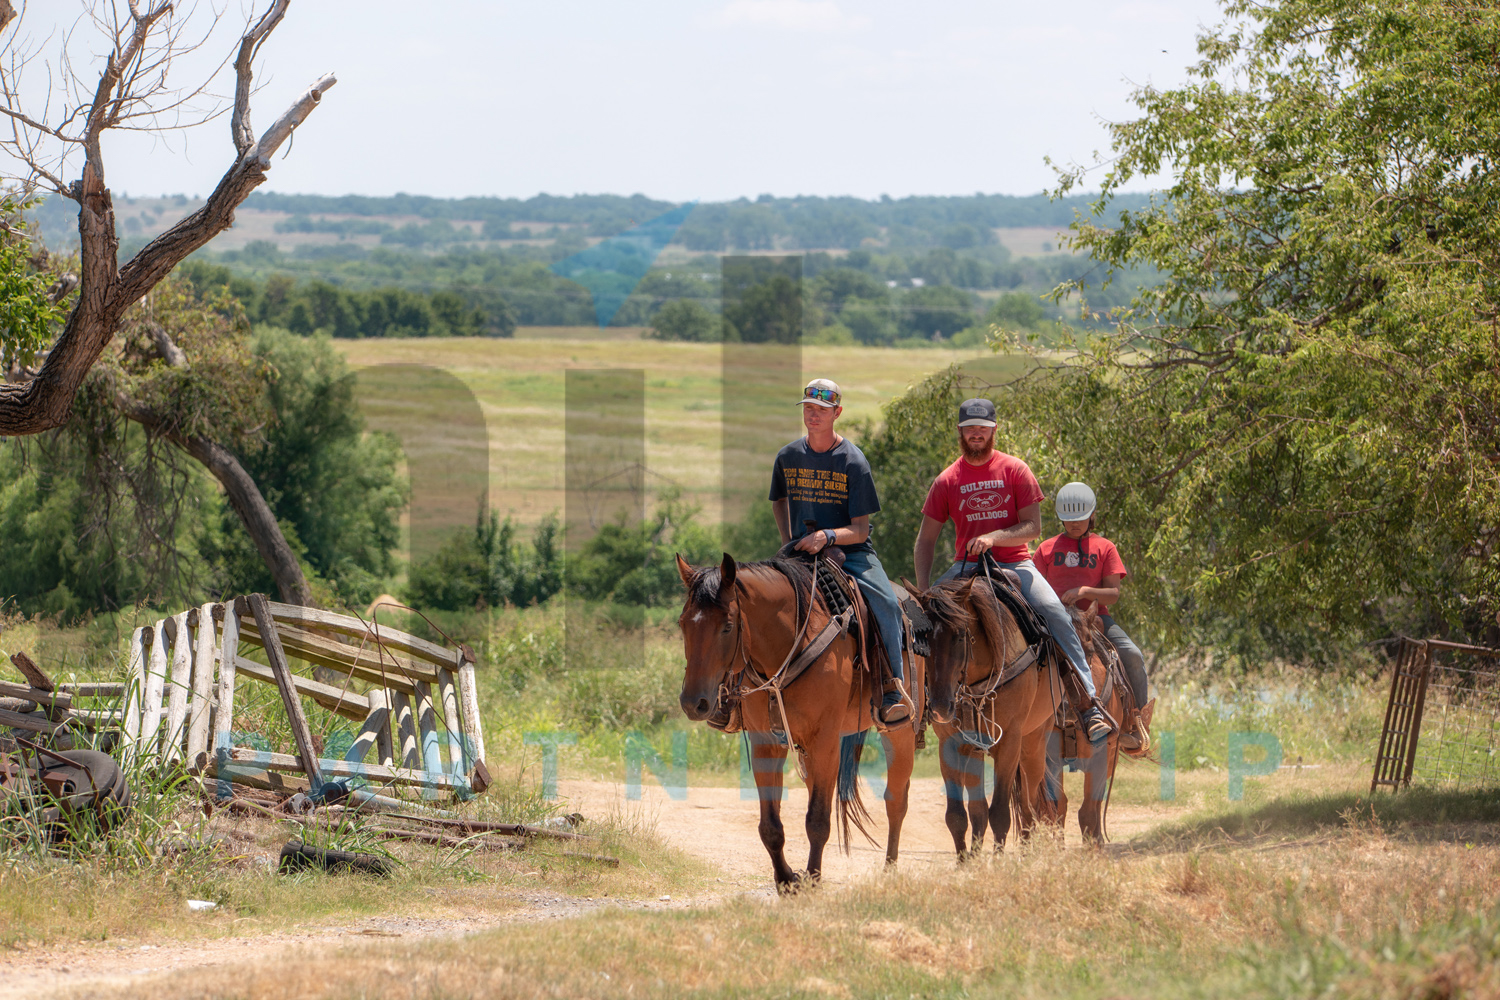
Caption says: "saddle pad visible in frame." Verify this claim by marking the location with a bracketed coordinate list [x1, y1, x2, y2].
[899, 595, 933, 657]
[986, 571, 1050, 648]
[815, 559, 854, 620]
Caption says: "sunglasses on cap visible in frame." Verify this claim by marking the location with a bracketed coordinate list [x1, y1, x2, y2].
[803, 385, 840, 405]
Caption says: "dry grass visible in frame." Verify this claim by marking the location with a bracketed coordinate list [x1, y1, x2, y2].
[0, 795, 712, 953]
[336, 337, 1009, 533]
[63, 799, 1500, 999]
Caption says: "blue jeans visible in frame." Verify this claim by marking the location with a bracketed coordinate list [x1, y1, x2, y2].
[840, 548, 906, 699]
[1100, 614, 1148, 706]
[936, 558, 1098, 700]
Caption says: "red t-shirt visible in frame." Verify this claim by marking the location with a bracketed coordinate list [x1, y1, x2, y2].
[921, 452, 1046, 564]
[1031, 533, 1128, 615]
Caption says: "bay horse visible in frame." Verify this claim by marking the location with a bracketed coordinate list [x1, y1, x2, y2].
[1036, 603, 1124, 844]
[919, 575, 1062, 857]
[675, 552, 917, 891]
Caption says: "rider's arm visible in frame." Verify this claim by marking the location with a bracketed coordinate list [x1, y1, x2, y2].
[772, 498, 791, 544]
[1077, 573, 1122, 606]
[794, 515, 869, 553]
[913, 515, 945, 590]
[966, 501, 1042, 556]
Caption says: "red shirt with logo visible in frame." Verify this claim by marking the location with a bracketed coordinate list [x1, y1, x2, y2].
[921, 452, 1046, 564]
[1031, 533, 1128, 615]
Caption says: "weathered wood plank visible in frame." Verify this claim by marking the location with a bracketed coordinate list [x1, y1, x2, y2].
[247, 594, 324, 788]
[223, 746, 469, 792]
[212, 600, 240, 756]
[0, 707, 68, 735]
[391, 690, 419, 769]
[236, 622, 425, 691]
[186, 602, 218, 763]
[347, 693, 391, 765]
[231, 656, 369, 720]
[455, 653, 486, 767]
[368, 689, 395, 766]
[56, 682, 126, 697]
[413, 681, 443, 783]
[162, 611, 193, 763]
[8, 651, 54, 691]
[263, 601, 458, 669]
[140, 621, 170, 757]
[120, 627, 147, 761]
[0, 681, 70, 715]
[437, 666, 465, 772]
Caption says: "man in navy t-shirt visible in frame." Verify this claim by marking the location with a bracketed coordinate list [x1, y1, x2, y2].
[770, 378, 910, 724]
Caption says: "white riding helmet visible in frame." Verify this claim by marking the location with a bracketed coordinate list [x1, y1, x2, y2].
[1055, 481, 1097, 522]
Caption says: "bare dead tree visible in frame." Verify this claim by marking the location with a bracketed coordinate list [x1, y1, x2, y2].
[0, 0, 335, 436]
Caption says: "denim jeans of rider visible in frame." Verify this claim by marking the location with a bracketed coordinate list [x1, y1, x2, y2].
[839, 548, 906, 697]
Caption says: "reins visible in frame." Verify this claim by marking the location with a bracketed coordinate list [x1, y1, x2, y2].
[712, 552, 854, 749]
[948, 572, 1040, 751]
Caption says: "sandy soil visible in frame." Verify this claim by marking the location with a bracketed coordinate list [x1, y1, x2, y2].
[554, 773, 1171, 889]
[0, 770, 1172, 998]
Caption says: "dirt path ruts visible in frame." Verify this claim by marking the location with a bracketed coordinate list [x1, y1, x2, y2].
[1, 772, 1174, 997]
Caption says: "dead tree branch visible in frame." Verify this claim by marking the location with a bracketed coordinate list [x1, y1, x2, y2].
[0, 3, 335, 436]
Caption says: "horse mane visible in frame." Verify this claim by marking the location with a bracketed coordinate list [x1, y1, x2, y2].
[686, 557, 813, 611]
[926, 578, 1016, 661]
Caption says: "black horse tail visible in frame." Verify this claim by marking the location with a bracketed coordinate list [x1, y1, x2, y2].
[836, 730, 877, 852]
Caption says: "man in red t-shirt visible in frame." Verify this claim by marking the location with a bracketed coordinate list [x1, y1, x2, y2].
[913, 398, 1111, 743]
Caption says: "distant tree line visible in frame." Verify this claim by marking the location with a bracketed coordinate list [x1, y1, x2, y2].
[182, 259, 516, 338]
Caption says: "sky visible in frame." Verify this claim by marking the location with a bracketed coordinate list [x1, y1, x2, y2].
[2, 0, 1230, 203]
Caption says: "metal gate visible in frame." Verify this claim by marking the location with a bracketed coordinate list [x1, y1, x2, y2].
[1371, 637, 1500, 793]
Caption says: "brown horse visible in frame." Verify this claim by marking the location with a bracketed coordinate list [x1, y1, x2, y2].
[676, 552, 917, 890]
[1037, 604, 1124, 844]
[919, 576, 1063, 857]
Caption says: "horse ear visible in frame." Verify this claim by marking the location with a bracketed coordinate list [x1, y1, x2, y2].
[676, 553, 694, 588]
[720, 552, 738, 592]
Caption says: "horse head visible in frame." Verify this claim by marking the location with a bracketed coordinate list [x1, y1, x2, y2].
[917, 577, 999, 723]
[675, 551, 740, 721]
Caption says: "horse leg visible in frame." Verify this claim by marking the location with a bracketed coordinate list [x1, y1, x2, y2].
[937, 725, 977, 858]
[748, 734, 799, 889]
[1015, 727, 1049, 843]
[880, 728, 915, 868]
[987, 737, 1024, 853]
[801, 744, 841, 883]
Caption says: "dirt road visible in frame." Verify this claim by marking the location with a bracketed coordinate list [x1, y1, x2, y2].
[555, 771, 1177, 888]
[0, 769, 1175, 998]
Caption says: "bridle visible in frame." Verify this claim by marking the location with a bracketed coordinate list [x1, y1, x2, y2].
[694, 555, 850, 749]
[938, 569, 1042, 751]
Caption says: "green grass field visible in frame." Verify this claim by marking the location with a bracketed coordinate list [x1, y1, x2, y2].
[338, 331, 1025, 555]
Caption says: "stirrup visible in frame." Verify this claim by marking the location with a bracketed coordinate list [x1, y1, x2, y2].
[1082, 705, 1114, 744]
[880, 701, 911, 725]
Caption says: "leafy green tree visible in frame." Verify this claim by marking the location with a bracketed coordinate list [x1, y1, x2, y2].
[722, 274, 801, 343]
[938, 0, 1500, 654]
[648, 299, 719, 341]
[984, 291, 1045, 330]
[900, 285, 975, 339]
[568, 492, 720, 606]
[209, 329, 407, 605]
[406, 509, 562, 611]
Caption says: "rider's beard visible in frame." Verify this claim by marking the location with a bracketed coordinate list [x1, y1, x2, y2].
[959, 428, 995, 461]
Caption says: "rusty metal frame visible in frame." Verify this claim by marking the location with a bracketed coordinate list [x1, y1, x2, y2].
[1371, 636, 1500, 793]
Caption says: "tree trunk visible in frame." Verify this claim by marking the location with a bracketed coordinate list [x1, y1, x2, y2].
[178, 434, 314, 607]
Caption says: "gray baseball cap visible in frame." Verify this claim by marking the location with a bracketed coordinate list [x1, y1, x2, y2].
[957, 397, 997, 427]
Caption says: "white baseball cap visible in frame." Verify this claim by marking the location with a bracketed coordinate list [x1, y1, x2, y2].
[796, 378, 842, 408]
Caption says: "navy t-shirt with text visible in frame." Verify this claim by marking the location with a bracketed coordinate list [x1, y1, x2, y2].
[768, 436, 881, 554]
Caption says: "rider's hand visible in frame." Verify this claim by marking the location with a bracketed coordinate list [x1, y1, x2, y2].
[1059, 587, 1081, 606]
[795, 531, 826, 553]
[965, 534, 995, 557]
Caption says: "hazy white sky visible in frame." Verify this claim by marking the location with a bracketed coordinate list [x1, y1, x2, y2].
[5, 0, 1229, 202]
